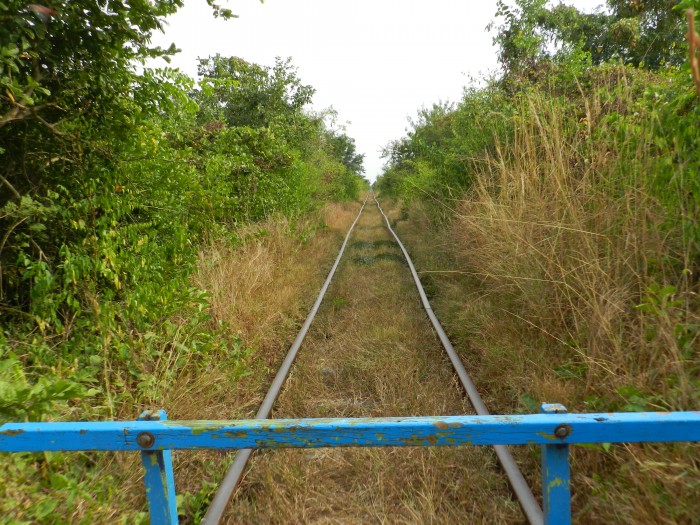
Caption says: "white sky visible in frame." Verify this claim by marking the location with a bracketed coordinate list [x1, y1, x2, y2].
[151, 0, 604, 180]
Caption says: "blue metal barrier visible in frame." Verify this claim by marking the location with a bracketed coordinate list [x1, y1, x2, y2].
[1, 405, 699, 524]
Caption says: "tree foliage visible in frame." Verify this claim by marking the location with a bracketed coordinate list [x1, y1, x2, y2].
[195, 55, 315, 129]
[0, 0, 365, 433]
[490, 0, 686, 85]
[378, 0, 700, 261]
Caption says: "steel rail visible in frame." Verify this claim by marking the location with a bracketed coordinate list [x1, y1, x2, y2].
[201, 196, 369, 525]
[373, 194, 544, 525]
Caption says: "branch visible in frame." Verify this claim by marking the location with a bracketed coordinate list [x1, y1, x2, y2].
[34, 112, 69, 138]
[687, 10, 700, 97]
[0, 173, 21, 200]
[0, 105, 26, 129]
[0, 102, 58, 130]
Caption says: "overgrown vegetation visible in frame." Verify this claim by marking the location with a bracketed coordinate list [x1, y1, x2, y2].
[228, 202, 522, 524]
[0, 1, 366, 521]
[377, 0, 699, 522]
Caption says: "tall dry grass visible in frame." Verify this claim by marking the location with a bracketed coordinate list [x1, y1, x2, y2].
[194, 203, 360, 362]
[454, 82, 697, 408]
[422, 74, 700, 522]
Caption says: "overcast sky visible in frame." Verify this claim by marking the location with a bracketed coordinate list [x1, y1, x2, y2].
[151, 0, 604, 181]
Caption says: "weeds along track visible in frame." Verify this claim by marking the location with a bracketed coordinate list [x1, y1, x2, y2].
[203, 195, 538, 524]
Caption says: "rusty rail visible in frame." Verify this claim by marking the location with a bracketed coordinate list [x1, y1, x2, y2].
[204, 193, 542, 524]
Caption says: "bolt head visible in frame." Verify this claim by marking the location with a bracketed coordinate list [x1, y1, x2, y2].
[136, 431, 155, 448]
[554, 424, 571, 439]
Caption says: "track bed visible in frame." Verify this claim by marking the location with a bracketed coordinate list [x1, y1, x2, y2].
[224, 201, 523, 524]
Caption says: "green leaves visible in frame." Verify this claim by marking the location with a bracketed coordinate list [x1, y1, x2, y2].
[191, 55, 364, 214]
[0, 0, 362, 443]
[637, 284, 682, 316]
[0, 351, 97, 422]
[195, 55, 316, 130]
[491, 0, 686, 81]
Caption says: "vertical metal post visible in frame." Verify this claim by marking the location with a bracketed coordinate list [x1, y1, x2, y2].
[138, 410, 178, 525]
[540, 403, 571, 525]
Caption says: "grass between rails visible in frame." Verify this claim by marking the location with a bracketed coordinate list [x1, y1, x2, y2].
[0, 201, 361, 524]
[226, 201, 522, 524]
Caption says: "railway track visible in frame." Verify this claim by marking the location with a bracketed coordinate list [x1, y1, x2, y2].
[1, 194, 697, 524]
[202, 194, 542, 524]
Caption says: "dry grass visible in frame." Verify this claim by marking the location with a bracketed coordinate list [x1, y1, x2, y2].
[226, 202, 524, 524]
[195, 204, 360, 352]
[159, 202, 363, 514]
[450, 90, 697, 405]
[392, 77, 700, 524]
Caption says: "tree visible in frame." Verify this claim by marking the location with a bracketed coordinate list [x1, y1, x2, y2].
[328, 133, 365, 175]
[0, 0, 191, 315]
[491, 0, 549, 81]
[491, 0, 687, 80]
[543, 0, 685, 68]
[195, 55, 315, 129]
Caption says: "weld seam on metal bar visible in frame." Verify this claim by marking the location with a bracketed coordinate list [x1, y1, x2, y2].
[201, 197, 369, 525]
[373, 194, 544, 525]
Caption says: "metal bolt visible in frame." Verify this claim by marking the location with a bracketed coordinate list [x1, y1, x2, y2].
[554, 424, 571, 439]
[136, 431, 155, 448]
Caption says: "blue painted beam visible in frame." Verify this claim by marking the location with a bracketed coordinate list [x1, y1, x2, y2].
[541, 404, 571, 525]
[1, 412, 699, 453]
[138, 410, 178, 525]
